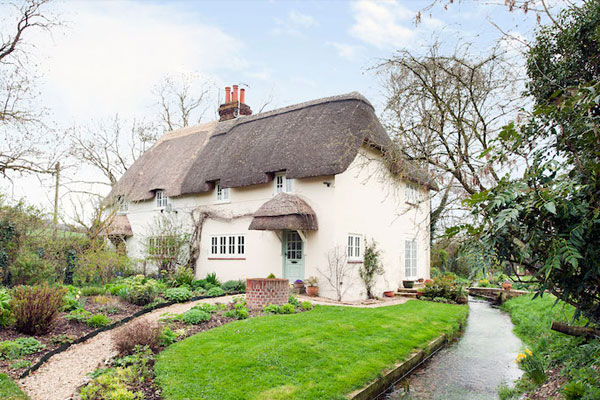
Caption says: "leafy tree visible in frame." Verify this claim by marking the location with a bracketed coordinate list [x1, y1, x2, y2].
[458, 2, 600, 324]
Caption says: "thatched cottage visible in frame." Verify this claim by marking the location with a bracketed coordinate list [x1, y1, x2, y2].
[106, 87, 436, 300]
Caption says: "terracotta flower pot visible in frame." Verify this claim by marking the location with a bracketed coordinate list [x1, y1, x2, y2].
[306, 286, 319, 297]
[383, 290, 395, 298]
[502, 281, 513, 291]
[418, 278, 424, 283]
[416, 291, 423, 299]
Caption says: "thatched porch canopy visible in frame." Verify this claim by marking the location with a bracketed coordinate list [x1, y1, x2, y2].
[249, 193, 318, 231]
[101, 215, 133, 236]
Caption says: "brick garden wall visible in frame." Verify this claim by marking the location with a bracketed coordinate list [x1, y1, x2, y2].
[246, 278, 289, 309]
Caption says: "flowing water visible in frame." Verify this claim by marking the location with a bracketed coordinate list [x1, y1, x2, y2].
[385, 297, 523, 400]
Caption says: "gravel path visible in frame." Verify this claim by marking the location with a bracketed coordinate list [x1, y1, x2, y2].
[19, 295, 238, 400]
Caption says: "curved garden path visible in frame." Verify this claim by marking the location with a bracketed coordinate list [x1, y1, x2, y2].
[19, 295, 238, 400]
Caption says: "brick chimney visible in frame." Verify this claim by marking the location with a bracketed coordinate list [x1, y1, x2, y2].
[218, 84, 252, 122]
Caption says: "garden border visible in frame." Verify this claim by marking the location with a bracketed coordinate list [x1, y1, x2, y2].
[347, 318, 466, 400]
[18, 292, 239, 379]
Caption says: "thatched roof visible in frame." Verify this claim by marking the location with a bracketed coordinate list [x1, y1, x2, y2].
[249, 193, 318, 231]
[101, 215, 133, 236]
[109, 92, 436, 202]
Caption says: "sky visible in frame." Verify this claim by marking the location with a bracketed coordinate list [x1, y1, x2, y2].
[1, 0, 553, 219]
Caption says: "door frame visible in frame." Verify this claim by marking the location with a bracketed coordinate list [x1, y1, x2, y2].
[282, 230, 305, 282]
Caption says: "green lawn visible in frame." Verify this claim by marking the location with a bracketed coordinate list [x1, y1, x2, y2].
[0, 374, 28, 400]
[155, 301, 467, 400]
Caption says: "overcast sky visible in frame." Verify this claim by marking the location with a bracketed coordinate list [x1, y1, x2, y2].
[2, 0, 552, 217]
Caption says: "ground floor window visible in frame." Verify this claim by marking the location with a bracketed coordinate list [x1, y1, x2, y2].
[405, 239, 417, 278]
[210, 234, 245, 258]
[148, 236, 178, 262]
[347, 234, 362, 261]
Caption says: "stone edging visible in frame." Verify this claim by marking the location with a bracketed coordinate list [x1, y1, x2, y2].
[347, 319, 466, 400]
[19, 292, 239, 379]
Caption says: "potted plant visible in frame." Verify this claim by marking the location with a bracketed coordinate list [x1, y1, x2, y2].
[306, 276, 319, 297]
[418, 278, 424, 283]
[293, 279, 304, 289]
[402, 280, 414, 289]
[383, 290, 395, 298]
[455, 286, 468, 304]
[502, 280, 513, 291]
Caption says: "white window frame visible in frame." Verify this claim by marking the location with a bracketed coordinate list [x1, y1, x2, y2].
[405, 183, 419, 205]
[209, 234, 245, 258]
[116, 195, 128, 214]
[215, 181, 230, 203]
[405, 239, 418, 279]
[347, 234, 363, 262]
[156, 190, 168, 208]
[274, 172, 294, 195]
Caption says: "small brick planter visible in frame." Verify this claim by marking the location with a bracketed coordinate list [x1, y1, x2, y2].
[246, 278, 289, 309]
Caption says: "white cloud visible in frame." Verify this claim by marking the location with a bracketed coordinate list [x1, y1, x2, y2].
[40, 2, 244, 119]
[349, 0, 444, 49]
[326, 42, 363, 61]
[272, 10, 318, 37]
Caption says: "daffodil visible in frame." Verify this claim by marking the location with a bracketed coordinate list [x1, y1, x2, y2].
[526, 349, 533, 356]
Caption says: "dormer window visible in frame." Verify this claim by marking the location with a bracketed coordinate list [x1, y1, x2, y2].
[156, 190, 168, 208]
[216, 181, 230, 203]
[116, 195, 128, 213]
[274, 173, 293, 195]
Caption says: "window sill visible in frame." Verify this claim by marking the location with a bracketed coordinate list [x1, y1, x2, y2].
[208, 257, 246, 260]
[214, 200, 231, 205]
[348, 260, 363, 264]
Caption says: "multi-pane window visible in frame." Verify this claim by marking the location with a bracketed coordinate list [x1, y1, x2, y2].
[156, 190, 168, 208]
[210, 234, 245, 257]
[148, 236, 177, 262]
[347, 234, 362, 261]
[405, 239, 417, 278]
[116, 195, 128, 213]
[274, 173, 293, 194]
[405, 183, 420, 204]
[216, 182, 230, 202]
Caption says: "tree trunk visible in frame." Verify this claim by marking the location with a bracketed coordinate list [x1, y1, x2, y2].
[551, 321, 600, 338]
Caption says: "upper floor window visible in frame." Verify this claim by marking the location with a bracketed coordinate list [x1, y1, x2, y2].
[405, 183, 419, 205]
[156, 190, 168, 208]
[274, 173, 293, 195]
[347, 234, 362, 261]
[216, 181, 230, 203]
[405, 239, 417, 278]
[116, 195, 128, 213]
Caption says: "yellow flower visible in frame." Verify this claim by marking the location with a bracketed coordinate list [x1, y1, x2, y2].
[526, 349, 533, 356]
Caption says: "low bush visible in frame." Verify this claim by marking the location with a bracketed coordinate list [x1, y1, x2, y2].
[64, 308, 92, 323]
[191, 279, 207, 290]
[143, 297, 167, 310]
[11, 284, 67, 335]
[288, 295, 300, 307]
[159, 327, 179, 347]
[193, 303, 218, 314]
[80, 286, 107, 297]
[113, 320, 162, 355]
[0, 337, 45, 359]
[205, 272, 221, 287]
[75, 250, 135, 286]
[104, 282, 127, 296]
[180, 309, 211, 325]
[50, 334, 75, 345]
[86, 314, 112, 328]
[281, 304, 295, 314]
[9, 360, 32, 370]
[221, 280, 245, 293]
[420, 275, 466, 304]
[9, 252, 56, 286]
[263, 304, 281, 314]
[0, 289, 11, 327]
[207, 287, 224, 297]
[165, 267, 195, 288]
[301, 301, 313, 311]
[99, 305, 122, 315]
[120, 276, 158, 306]
[79, 367, 142, 400]
[163, 287, 192, 303]
[224, 302, 249, 320]
[61, 287, 83, 312]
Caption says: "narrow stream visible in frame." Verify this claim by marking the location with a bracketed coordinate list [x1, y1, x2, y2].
[385, 297, 523, 400]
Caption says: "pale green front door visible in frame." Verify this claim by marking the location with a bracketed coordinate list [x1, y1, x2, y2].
[283, 230, 305, 282]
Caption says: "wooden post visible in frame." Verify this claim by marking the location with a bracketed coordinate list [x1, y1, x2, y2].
[52, 161, 60, 240]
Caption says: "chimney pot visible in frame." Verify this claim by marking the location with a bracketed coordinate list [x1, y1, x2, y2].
[240, 88, 245, 104]
[232, 85, 239, 102]
[225, 86, 231, 103]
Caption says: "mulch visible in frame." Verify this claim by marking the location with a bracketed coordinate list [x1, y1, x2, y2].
[0, 295, 143, 380]
[524, 367, 568, 400]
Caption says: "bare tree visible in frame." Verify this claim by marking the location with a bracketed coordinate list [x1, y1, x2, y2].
[378, 40, 525, 236]
[68, 195, 117, 244]
[318, 246, 354, 301]
[0, 0, 59, 176]
[154, 73, 215, 132]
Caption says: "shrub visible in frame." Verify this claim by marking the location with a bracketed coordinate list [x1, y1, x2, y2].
[99, 305, 122, 315]
[421, 275, 463, 302]
[301, 301, 313, 311]
[221, 280, 245, 293]
[50, 334, 75, 345]
[180, 309, 211, 325]
[143, 297, 167, 310]
[359, 241, 384, 299]
[158, 327, 178, 347]
[113, 320, 162, 355]
[86, 314, 112, 328]
[0, 288, 11, 327]
[79, 367, 142, 400]
[205, 272, 220, 287]
[288, 295, 300, 307]
[9, 359, 32, 370]
[64, 308, 92, 323]
[121, 276, 158, 306]
[224, 302, 249, 320]
[105, 282, 128, 296]
[193, 288, 207, 296]
[0, 337, 45, 359]
[163, 287, 193, 303]
[478, 278, 491, 288]
[61, 287, 83, 312]
[80, 286, 107, 296]
[165, 267, 195, 288]
[11, 284, 67, 335]
[281, 304, 295, 314]
[9, 252, 57, 286]
[75, 250, 134, 286]
[264, 304, 281, 314]
[563, 381, 586, 400]
[207, 287, 225, 297]
[191, 279, 207, 290]
[193, 303, 218, 314]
